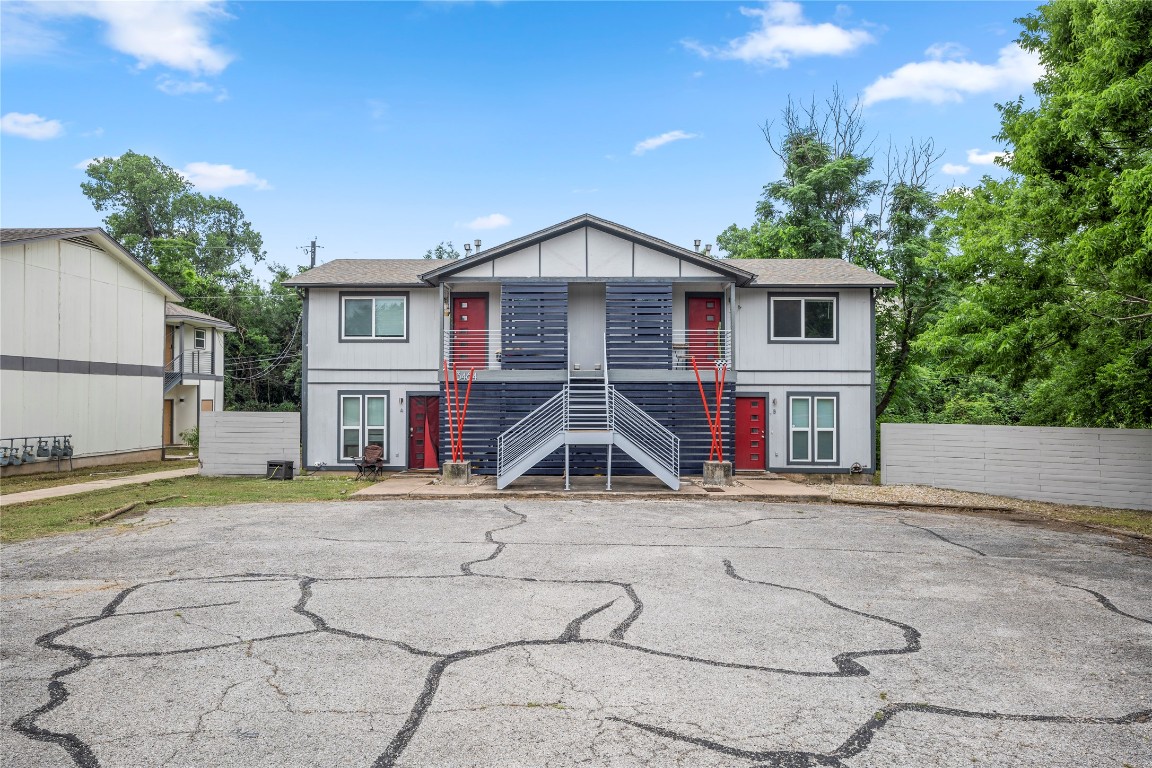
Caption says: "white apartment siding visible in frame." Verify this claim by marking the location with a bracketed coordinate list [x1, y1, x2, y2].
[1, 239, 167, 458]
[306, 287, 442, 372]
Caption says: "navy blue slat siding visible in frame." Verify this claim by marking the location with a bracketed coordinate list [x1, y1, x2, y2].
[501, 283, 568, 369]
[606, 283, 672, 369]
[440, 381, 734, 477]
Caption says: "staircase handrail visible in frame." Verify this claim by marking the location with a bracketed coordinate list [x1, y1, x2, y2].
[497, 388, 568, 475]
[609, 387, 680, 479]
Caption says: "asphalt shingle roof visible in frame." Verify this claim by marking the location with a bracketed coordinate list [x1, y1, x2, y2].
[282, 259, 433, 287]
[733, 258, 896, 288]
[283, 256, 894, 288]
[165, 302, 237, 332]
[1, 227, 100, 243]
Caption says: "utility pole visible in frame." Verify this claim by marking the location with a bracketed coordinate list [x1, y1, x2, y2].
[300, 237, 322, 268]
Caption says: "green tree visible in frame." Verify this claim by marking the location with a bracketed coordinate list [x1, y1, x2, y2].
[424, 241, 462, 259]
[82, 151, 265, 293]
[81, 151, 302, 411]
[718, 90, 881, 260]
[927, 0, 1152, 427]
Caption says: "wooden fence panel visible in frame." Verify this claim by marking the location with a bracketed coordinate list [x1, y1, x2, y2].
[200, 411, 300, 476]
[881, 423, 1152, 510]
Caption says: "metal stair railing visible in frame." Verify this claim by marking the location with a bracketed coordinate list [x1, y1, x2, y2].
[163, 356, 183, 393]
[497, 388, 568, 477]
[609, 386, 680, 481]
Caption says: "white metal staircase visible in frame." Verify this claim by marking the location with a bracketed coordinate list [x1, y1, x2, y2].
[496, 335, 680, 490]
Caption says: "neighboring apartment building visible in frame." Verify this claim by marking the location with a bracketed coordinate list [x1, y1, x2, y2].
[0, 228, 231, 473]
[164, 303, 235, 447]
[285, 215, 894, 489]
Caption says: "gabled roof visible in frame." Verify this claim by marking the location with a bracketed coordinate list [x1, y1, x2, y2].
[165, 302, 237, 332]
[283, 258, 430, 288]
[0, 227, 183, 301]
[418, 214, 758, 286]
[733, 258, 896, 288]
[277, 215, 895, 290]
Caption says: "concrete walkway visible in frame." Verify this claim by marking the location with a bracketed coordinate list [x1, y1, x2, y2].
[0, 466, 200, 506]
[352, 471, 833, 502]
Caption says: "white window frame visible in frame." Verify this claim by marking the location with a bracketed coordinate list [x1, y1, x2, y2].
[194, 328, 207, 349]
[338, 392, 389, 461]
[770, 296, 837, 341]
[341, 294, 408, 341]
[788, 394, 838, 464]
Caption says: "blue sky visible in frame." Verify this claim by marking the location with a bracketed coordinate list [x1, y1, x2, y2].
[2, 1, 1039, 276]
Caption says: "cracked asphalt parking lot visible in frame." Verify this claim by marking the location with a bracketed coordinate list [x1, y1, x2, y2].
[2, 500, 1150, 767]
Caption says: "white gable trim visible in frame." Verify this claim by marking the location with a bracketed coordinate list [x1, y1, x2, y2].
[437, 226, 736, 282]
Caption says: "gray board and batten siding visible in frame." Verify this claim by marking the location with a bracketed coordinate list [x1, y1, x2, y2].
[881, 423, 1152, 511]
[199, 411, 301, 476]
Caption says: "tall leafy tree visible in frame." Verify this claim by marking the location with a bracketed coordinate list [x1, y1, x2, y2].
[81, 151, 301, 411]
[928, 0, 1152, 427]
[718, 89, 881, 260]
[82, 150, 265, 293]
[720, 94, 951, 418]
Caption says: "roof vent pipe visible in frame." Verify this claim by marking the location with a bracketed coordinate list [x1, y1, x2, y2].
[704, 244, 712, 256]
[694, 239, 701, 252]
[474, 239, 481, 252]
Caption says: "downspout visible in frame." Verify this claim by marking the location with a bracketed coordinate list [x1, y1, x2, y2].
[301, 289, 310, 470]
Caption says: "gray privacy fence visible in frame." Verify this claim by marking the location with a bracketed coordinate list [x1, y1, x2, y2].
[200, 412, 300, 477]
[881, 424, 1152, 511]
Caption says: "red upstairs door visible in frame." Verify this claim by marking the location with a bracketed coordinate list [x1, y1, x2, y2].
[686, 294, 723, 366]
[451, 295, 488, 369]
[408, 396, 440, 470]
[735, 397, 767, 471]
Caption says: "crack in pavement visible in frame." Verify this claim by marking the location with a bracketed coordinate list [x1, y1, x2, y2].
[1058, 583, 1152, 625]
[898, 519, 987, 557]
[723, 559, 922, 676]
[610, 705, 1152, 768]
[11, 505, 1149, 768]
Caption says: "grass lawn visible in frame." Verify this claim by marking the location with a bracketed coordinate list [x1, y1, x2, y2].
[0, 458, 199, 493]
[0, 474, 376, 543]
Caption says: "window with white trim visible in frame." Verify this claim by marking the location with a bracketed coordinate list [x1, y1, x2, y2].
[770, 297, 836, 340]
[789, 394, 837, 463]
[340, 394, 388, 460]
[194, 329, 207, 349]
[342, 295, 407, 340]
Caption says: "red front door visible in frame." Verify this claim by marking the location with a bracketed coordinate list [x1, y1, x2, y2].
[686, 295, 723, 366]
[408, 396, 440, 470]
[735, 397, 767, 471]
[451, 295, 488, 369]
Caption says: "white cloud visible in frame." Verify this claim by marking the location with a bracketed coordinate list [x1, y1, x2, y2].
[941, 163, 970, 175]
[14, 1, 233, 75]
[924, 41, 968, 60]
[464, 213, 512, 230]
[966, 149, 1006, 166]
[684, 1, 874, 67]
[156, 75, 227, 100]
[0, 112, 63, 139]
[863, 43, 1043, 105]
[632, 130, 699, 156]
[179, 162, 271, 191]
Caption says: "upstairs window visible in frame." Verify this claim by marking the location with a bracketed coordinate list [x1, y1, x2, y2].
[194, 329, 207, 349]
[770, 296, 836, 341]
[342, 295, 407, 340]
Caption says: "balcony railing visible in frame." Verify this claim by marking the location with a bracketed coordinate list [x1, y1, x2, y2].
[165, 350, 215, 377]
[442, 329, 502, 370]
[443, 328, 731, 371]
[671, 329, 731, 370]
